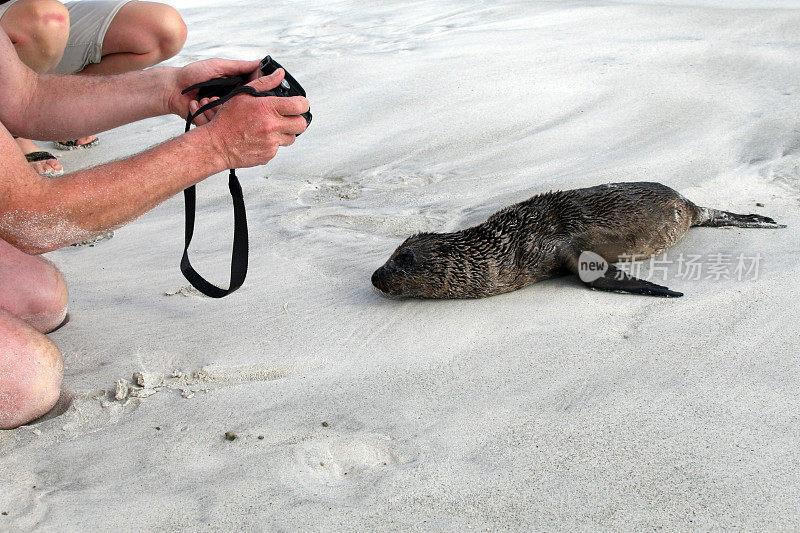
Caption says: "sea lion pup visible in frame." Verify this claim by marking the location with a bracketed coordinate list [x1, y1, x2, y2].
[371, 182, 785, 299]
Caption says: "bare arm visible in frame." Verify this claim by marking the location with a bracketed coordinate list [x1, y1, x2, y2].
[0, 73, 309, 254]
[0, 29, 260, 139]
[0, 125, 223, 253]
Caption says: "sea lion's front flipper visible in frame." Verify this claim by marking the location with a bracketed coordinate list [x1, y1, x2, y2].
[561, 249, 684, 298]
[586, 264, 683, 298]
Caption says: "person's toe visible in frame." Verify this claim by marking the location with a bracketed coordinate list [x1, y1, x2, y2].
[54, 136, 99, 150]
[30, 158, 62, 175]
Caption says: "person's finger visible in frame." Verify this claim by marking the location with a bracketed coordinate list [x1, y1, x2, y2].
[193, 112, 210, 126]
[278, 133, 297, 147]
[247, 68, 286, 92]
[273, 96, 310, 117]
[194, 112, 211, 126]
[202, 97, 220, 123]
[201, 109, 217, 124]
[189, 100, 212, 125]
[190, 97, 220, 126]
[208, 58, 260, 78]
[281, 115, 309, 136]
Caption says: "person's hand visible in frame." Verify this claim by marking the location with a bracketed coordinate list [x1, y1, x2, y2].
[202, 71, 310, 169]
[164, 58, 261, 118]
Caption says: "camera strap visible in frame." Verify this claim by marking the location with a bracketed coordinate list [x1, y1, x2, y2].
[181, 83, 277, 298]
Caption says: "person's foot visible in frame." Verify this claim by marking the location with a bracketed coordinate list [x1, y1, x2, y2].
[15, 138, 63, 176]
[54, 136, 98, 150]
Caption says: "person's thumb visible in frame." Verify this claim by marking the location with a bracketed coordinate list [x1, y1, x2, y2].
[248, 68, 285, 92]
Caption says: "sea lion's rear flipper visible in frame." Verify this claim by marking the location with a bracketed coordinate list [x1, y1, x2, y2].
[694, 209, 786, 229]
[585, 265, 683, 298]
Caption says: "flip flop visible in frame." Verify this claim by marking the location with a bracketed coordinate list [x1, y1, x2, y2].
[25, 151, 63, 178]
[54, 137, 99, 150]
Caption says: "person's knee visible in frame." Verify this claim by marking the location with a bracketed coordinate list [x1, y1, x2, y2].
[23, 260, 69, 334]
[150, 4, 187, 61]
[6, 0, 70, 70]
[30, 0, 71, 61]
[0, 324, 63, 430]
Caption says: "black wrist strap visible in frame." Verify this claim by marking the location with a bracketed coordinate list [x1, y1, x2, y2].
[180, 83, 277, 298]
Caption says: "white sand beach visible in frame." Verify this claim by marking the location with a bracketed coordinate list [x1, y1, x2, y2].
[2, 0, 800, 529]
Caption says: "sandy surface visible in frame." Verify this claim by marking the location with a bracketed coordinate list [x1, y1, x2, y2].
[2, 0, 800, 530]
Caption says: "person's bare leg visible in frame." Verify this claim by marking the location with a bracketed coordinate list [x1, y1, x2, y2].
[0, 236, 67, 429]
[60, 2, 187, 147]
[77, 1, 187, 76]
[0, 0, 69, 71]
[0, 238, 69, 334]
[0, 309, 63, 429]
[0, 0, 69, 175]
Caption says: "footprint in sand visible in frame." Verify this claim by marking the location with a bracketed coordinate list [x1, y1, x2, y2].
[757, 152, 800, 192]
[355, 168, 450, 191]
[298, 177, 363, 205]
[292, 432, 410, 487]
[296, 169, 449, 207]
[773, 155, 800, 190]
[286, 168, 456, 236]
[285, 208, 449, 237]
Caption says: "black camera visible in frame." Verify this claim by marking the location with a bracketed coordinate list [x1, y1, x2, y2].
[187, 55, 312, 127]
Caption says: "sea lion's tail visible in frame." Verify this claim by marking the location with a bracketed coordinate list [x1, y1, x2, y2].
[693, 207, 786, 229]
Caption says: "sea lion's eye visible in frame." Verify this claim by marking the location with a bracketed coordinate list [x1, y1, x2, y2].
[393, 250, 415, 269]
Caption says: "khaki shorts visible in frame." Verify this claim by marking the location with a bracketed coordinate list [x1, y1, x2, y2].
[0, 0, 134, 74]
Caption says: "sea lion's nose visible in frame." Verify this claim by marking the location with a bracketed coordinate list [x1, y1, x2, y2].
[371, 267, 386, 290]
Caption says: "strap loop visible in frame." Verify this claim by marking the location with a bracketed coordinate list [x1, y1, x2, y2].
[180, 85, 271, 298]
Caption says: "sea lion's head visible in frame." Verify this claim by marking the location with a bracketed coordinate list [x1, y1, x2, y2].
[372, 232, 487, 299]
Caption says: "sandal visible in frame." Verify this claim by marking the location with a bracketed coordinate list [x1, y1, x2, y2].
[25, 151, 64, 178]
[54, 137, 99, 150]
